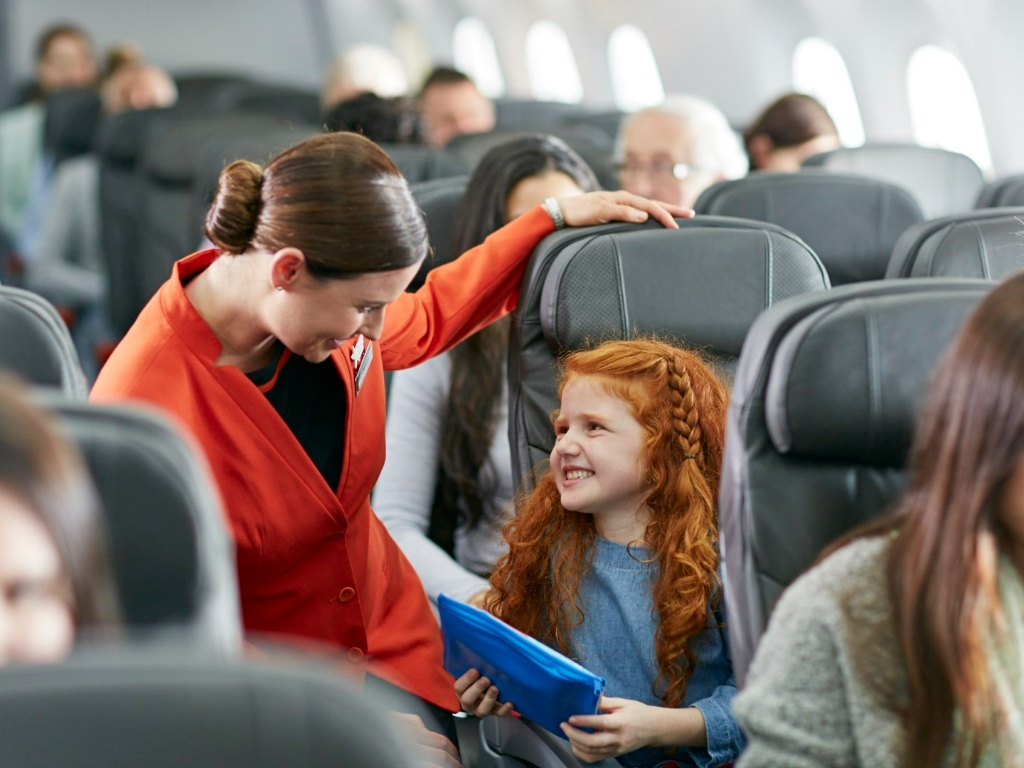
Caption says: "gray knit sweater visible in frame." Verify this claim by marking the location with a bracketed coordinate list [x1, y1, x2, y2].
[733, 537, 927, 768]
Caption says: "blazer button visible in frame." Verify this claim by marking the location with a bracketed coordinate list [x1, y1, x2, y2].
[338, 587, 356, 603]
[347, 647, 366, 664]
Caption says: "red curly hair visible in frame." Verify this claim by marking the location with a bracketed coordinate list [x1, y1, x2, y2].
[486, 338, 728, 707]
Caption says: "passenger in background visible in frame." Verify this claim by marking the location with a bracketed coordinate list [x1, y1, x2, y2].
[735, 271, 1024, 766]
[743, 92, 840, 172]
[324, 92, 424, 145]
[320, 44, 409, 113]
[374, 135, 599, 606]
[419, 66, 496, 148]
[27, 61, 178, 381]
[457, 339, 744, 768]
[0, 375, 120, 665]
[0, 24, 99, 278]
[615, 95, 747, 208]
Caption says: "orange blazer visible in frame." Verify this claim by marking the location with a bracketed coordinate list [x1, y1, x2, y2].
[91, 207, 554, 710]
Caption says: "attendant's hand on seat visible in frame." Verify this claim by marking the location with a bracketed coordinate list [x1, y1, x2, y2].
[454, 667, 515, 718]
[558, 191, 694, 230]
[389, 712, 462, 768]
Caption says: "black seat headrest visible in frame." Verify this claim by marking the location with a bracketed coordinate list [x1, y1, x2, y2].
[0, 286, 86, 398]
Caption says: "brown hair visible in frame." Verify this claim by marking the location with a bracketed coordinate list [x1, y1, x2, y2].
[0, 375, 121, 630]
[205, 131, 429, 278]
[836, 272, 1024, 765]
[486, 338, 728, 707]
[743, 93, 837, 152]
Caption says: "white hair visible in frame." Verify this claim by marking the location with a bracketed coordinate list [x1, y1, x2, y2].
[321, 45, 409, 108]
[617, 94, 748, 180]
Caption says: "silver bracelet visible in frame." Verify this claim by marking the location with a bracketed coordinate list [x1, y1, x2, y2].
[542, 197, 566, 229]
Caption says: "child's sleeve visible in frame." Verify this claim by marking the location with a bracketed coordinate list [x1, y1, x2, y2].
[684, 678, 745, 767]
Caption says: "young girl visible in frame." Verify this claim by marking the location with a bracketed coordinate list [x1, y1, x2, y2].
[455, 338, 744, 768]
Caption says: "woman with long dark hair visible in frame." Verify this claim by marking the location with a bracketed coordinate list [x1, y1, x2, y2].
[374, 135, 600, 606]
[735, 272, 1024, 766]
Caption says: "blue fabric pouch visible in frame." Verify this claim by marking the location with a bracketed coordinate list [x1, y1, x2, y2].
[438, 593, 606, 737]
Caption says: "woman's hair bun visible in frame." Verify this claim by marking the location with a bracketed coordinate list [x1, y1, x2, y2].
[205, 160, 264, 254]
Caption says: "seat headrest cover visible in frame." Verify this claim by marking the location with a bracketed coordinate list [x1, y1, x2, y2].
[765, 286, 987, 466]
[541, 226, 829, 356]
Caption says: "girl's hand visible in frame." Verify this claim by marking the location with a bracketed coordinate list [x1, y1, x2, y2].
[560, 696, 658, 762]
[558, 191, 694, 230]
[389, 712, 462, 768]
[453, 668, 515, 718]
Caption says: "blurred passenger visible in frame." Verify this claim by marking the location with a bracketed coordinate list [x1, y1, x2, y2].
[743, 92, 840, 172]
[321, 44, 409, 112]
[419, 66, 495, 148]
[324, 92, 424, 145]
[374, 135, 599, 606]
[735, 271, 1024, 766]
[0, 24, 99, 272]
[615, 95, 747, 208]
[0, 375, 120, 665]
[28, 63, 178, 380]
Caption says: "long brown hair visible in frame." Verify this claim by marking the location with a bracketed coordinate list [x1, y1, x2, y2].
[431, 136, 600, 548]
[843, 272, 1024, 765]
[486, 338, 728, 706]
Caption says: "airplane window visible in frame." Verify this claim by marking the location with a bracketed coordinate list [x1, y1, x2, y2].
[608, 24, 665, 111]
[907, 45, 992, 174]
[525, 21, 584, 103]
[453, 16, 506, 98]
[792, 37, 866, 147]
[394, 18, 434, 90]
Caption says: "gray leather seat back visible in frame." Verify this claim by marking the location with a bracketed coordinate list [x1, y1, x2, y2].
[976, 173, 1024, 208]
[719, 278, 992, 685]
[43, 87, 102, 165]
[509, 216, 830, 487]
[695, 171, 923, 285]
[803, 143, 985, 219]
[40, 398, 242, 654]
[379, 143, 470, 184]
[96, 107, 176, 335]
[0, 286, 86, 398]
[887, 207, 1024, 279]
[409, 176, 468, 291]
[0, 658, 412, 768]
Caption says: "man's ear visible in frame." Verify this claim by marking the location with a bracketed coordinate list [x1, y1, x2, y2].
[270, 247, 306, 291]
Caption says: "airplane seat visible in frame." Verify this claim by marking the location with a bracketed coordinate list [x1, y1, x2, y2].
[493, 99, 596, 133]
[477, 716, 620, 768]
[43, 86, 102, 166]
[802, 143, 985, 219]
[36, 395, 243, 653]
[408, 175, 469, 291]
[170, 72, 254, 112]
[0, 657, 412, 767]
[136, 112, 317, 317]
[885, 207, 1024, 279]
[379, 143, 470, 184]
[0, 285, 87, 398]
[695, 170, 924, 285]
[719, 278, 992, 685]
[445, 129, 617, 190]
[559, 110, 624, 145]
[216, 81, 322, 125]
[96, 106, 178, 335]
[975, 173, 1024, 208]
[508, 216, 830, 492]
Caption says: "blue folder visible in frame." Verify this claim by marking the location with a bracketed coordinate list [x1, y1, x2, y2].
[438, 593, 606, 737]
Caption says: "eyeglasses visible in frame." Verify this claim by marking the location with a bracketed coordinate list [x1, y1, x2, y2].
[614, 160, 701, 181]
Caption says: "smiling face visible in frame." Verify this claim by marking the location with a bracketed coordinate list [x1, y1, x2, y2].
[550, 376, 653, 543]
[270, 256, 422, 364]
[0, 488, 75, 665]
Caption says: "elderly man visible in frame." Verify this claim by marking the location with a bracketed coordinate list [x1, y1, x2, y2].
[616, 95, 747, 208]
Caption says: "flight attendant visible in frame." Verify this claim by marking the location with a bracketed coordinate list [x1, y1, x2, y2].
[91, 131, 686, 761]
